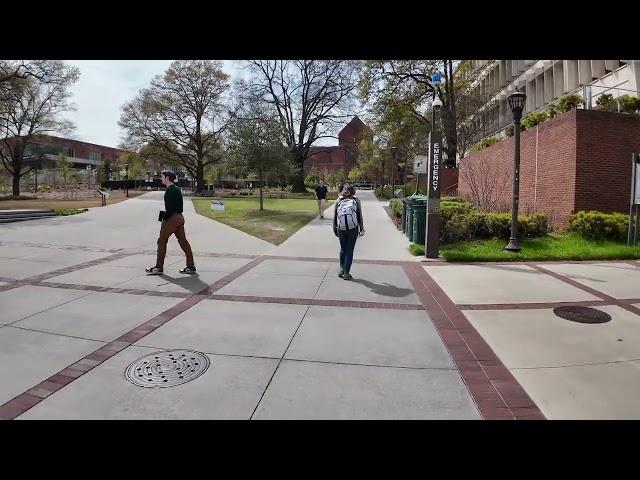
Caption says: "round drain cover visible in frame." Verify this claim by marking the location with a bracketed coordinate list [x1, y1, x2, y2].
[553, 306, 611, 324]
[125, 349, 210, 388]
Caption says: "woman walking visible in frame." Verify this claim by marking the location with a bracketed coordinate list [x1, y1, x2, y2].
[332, 185, 365, 280]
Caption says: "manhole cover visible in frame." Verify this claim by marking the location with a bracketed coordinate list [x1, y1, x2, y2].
[553, 306, 611, 324]
[124, 349, 210, 388]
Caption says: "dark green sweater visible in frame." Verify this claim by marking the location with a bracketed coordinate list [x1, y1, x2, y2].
[164, 184, 183, 220]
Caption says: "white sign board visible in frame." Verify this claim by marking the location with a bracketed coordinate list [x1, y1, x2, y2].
[211, 200, 225, 211]
[414, 155, 428, 174]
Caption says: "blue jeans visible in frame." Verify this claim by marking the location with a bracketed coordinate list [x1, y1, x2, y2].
[338, 228, 359, 273]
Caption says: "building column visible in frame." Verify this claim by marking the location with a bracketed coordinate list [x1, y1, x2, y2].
[526, 79, 536, 113]
[605, 60, 620, 72]
[628, 60, 640, 94]
[535, 74, 544, 109]
[544, 67, 554, 103]
[499, 60, 507, 88]
[591, 60, 606, 80]
[578, 60, 592, 85]
[564, 60, 579, 91]
[553, 61, 565, 98]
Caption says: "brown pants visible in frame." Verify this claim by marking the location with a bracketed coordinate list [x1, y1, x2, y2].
[156, 213, 194, 268]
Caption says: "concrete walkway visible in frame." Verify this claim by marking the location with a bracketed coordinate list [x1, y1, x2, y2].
[271, 190, 415, 261]
[0, 190, 485, 419]
[3, 189, 637, 419]
[0, 191, 273, 256]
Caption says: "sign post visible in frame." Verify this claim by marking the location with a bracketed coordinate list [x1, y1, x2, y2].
[412, 154, 428, 196]
[425, 130, 442, 258]
[628, 153, 640, 246]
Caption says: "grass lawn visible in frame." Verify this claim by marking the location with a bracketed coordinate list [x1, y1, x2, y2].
[0, 191, 145, 210]
[410, 234, 640, 262]
[192, 197, 333, 245]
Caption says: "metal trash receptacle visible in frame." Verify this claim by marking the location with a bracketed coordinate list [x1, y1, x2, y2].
[411, 198, 427, 245]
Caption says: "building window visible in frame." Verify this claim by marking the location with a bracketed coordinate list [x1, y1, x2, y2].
[89, 151, 102, 162]
[59, 147, 74, 157]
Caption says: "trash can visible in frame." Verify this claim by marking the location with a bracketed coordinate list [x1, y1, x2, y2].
[404, 195, 425, 240]
[401, 199, 408, 233]
[412, 198, 427, 245]
[405, 198, 415, 240]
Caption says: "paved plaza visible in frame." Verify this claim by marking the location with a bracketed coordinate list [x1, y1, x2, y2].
[1, 190, 639, 419]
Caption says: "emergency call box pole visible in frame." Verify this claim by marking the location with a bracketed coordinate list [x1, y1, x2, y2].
[425, 130, 442, 258]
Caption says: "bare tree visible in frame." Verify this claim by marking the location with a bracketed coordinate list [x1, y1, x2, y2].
[119, 60, 232, 192]
[245, 60, 360, 192]
[458, 155, 510, 211]
[0, 60, 79, 196]
[0, 60, 61, 101]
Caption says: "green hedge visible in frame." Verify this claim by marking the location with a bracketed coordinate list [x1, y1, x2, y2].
[391, 196, 548, 244]
[442, 210, 548, 244]
[569, 210, 629, 241]
[389, 198, 403, 217]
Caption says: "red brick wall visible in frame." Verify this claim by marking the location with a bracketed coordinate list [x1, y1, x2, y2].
[459, 111, 578, 229]
[574, 109, 640, 214]
[304, 146, 349, 175]
[441, 168, 459, 196]
[458, 109, 640, 230]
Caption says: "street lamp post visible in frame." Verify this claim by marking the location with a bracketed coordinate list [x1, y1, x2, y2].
[390, 147, 397, 198]
[397, 157, 406, 197]
[504, 92, 527, 252]
[124, 163, 129, 198]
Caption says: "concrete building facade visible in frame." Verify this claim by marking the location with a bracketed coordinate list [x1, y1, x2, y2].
[465, 60, 640, 142]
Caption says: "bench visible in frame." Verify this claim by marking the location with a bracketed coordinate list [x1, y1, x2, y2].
[96, 189, 110, 206]
[197, 190, 216, 197]
[265, 191, 286, 199]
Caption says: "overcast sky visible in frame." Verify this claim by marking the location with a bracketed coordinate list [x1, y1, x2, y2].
[62, 60, 249, 148]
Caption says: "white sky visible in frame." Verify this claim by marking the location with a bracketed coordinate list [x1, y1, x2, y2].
[63, 60, 246, 148]
[62, 60, 335, 149]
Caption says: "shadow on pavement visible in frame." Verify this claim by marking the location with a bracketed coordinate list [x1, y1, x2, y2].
[350, 278, 415, 298]
[154, 273, 211, 293]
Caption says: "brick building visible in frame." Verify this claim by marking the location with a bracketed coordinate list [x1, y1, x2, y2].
[23, 135, 126, 168]
[7, 134, 128, 187]
[458, 108, 640, 229]
[304, 116, 372, 176]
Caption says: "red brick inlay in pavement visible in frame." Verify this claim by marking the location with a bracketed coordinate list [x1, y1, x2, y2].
[0, 251, 132, 294]
[403, 262, 545, 420]
[0, 256, 267, 420]
[530, 264, 640, 316]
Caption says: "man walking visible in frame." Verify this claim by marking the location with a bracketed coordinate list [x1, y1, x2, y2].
[145, 171, 196, 275]
[315, 179, 328, 219]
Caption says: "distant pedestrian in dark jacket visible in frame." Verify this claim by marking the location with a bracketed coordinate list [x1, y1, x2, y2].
[315, 180, 328, 218]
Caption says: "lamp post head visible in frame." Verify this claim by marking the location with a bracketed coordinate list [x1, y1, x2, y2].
[508, 92, 527, 122]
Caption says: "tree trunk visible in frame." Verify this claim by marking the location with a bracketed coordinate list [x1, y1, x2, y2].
[291, 157, 306, 193]
[259, 168, 264, 211]
[196, 162, 204, 193]
[12, 172, 20, 197]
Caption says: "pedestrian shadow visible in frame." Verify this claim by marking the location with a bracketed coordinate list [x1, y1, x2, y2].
[155, 273, 211, 293]
[350, 278, 415, 298]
